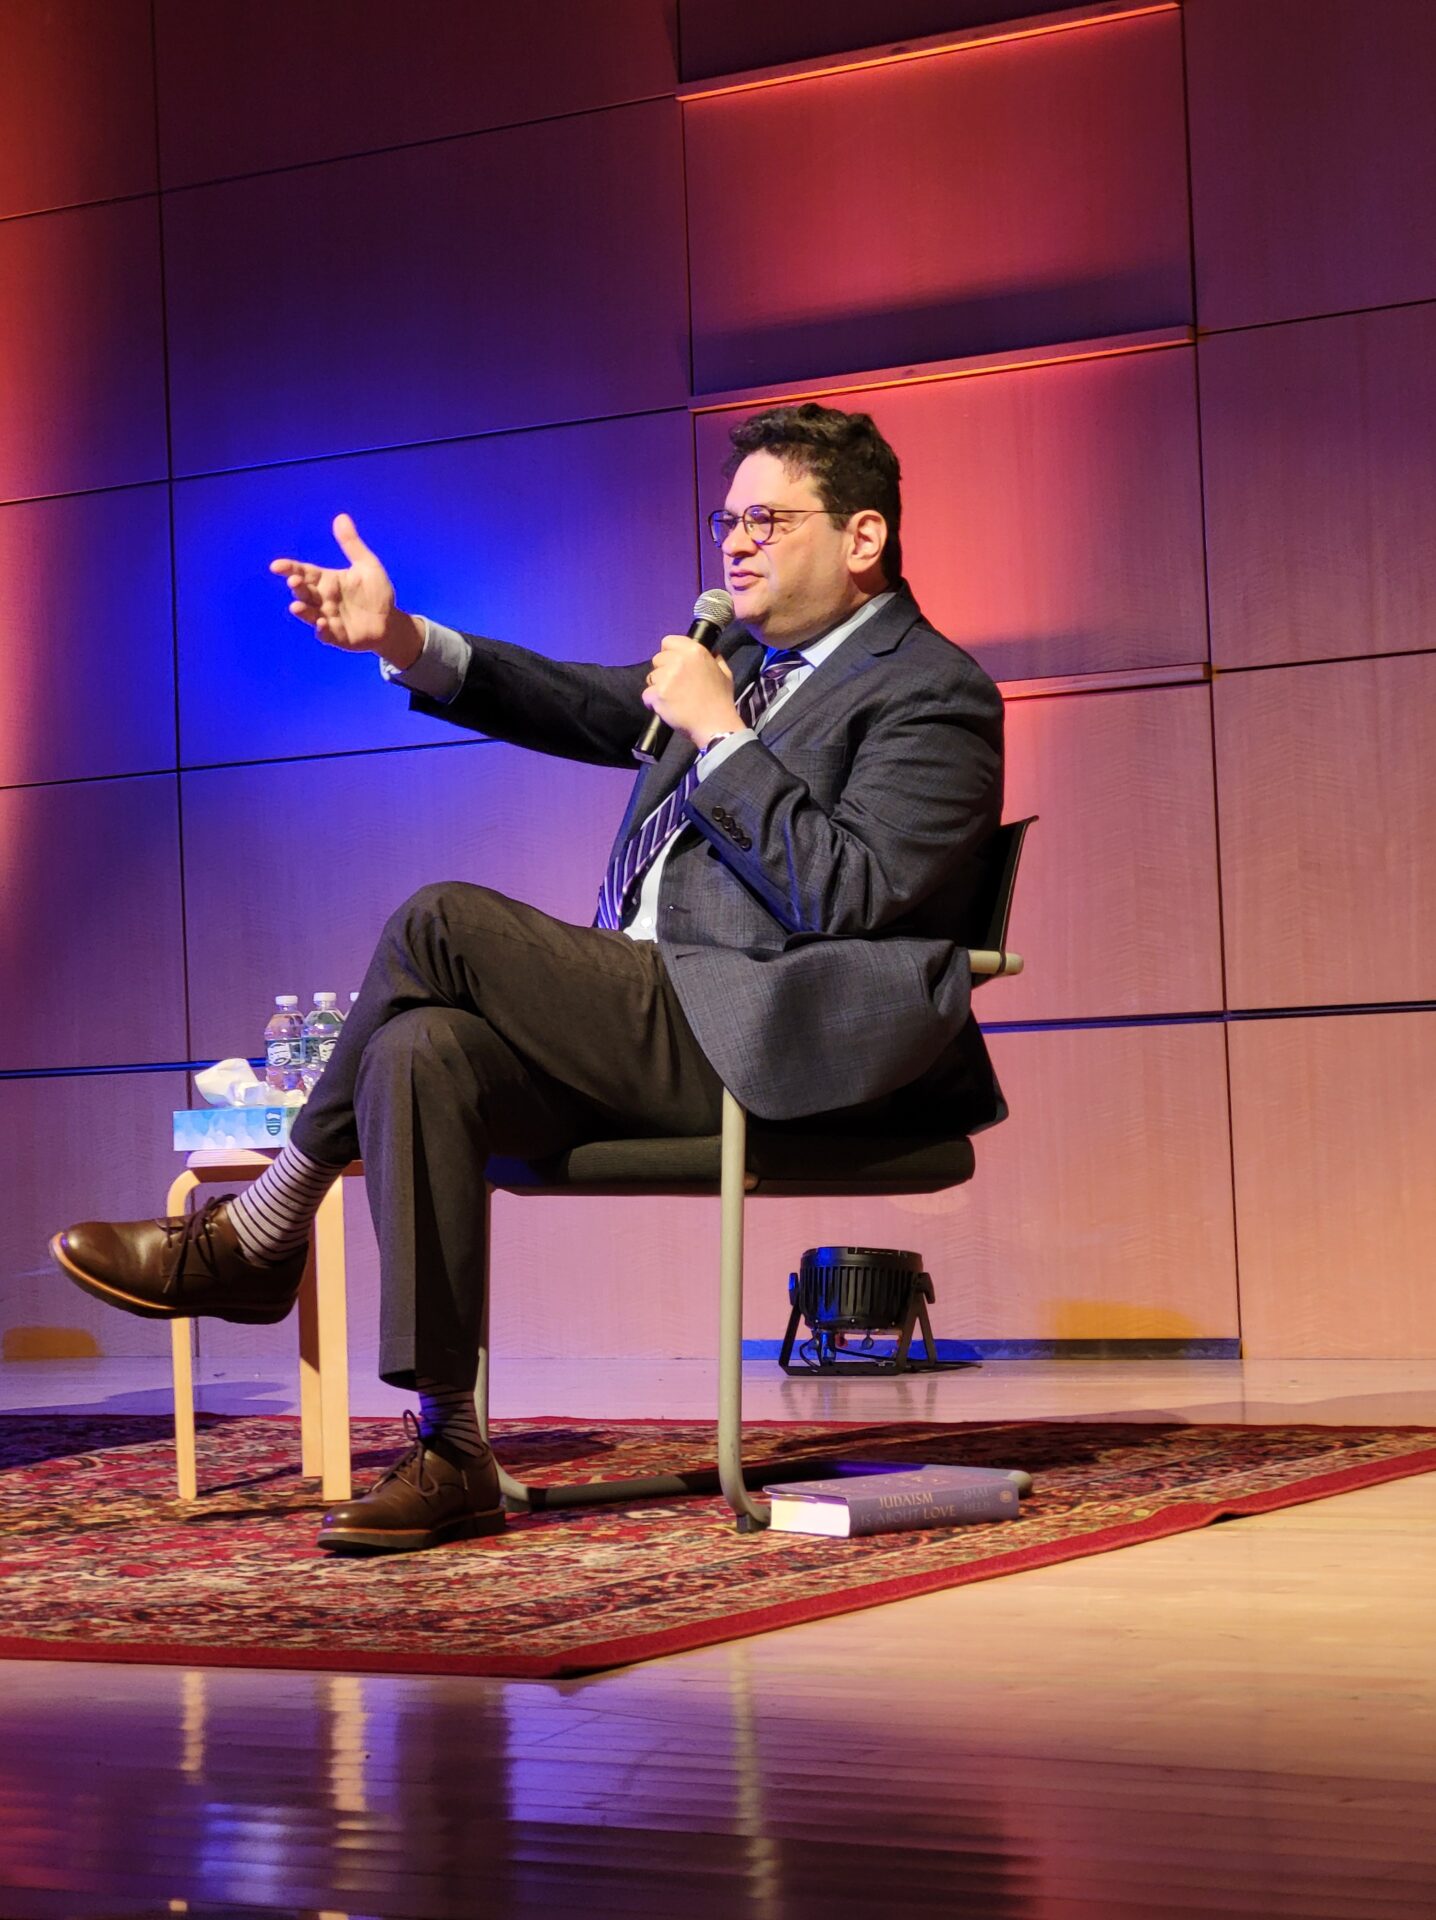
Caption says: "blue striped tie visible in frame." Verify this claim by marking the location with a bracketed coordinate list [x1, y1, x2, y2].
[595, 649, 807, 931]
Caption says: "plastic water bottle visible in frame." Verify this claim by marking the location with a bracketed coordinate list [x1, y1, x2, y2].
[264, 995, 303, 1092]
[300, 992, 345, 1094]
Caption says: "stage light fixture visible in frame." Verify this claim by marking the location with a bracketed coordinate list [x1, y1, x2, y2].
[778, 1244, 979, 1375]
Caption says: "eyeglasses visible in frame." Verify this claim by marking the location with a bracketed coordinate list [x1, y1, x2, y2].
[707, 505, 835, 547]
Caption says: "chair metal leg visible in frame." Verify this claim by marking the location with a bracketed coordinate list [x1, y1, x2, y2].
[480, 1113, 772, 1523]
[475, 1184, 535, 1505]
[717, 1089, 768, 1531]
[478, 1177, 723, 1513]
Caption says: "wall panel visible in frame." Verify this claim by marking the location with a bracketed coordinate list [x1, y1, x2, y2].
[0, 0, 155, 218]
[0, 776, 186, 1071]
[181, 746, 631, 1066]
[932, 1023, 1239, 1339]
[0, 198, 167, 503]
[1229, 1011, 1436, 1357]
[1188, 0, 1436, 330]
[696, 347, 1208, 682]
[1202, 304, 1436, 670]
[678, 0, 1063, 82]
[998, 683, 1223, 1020]
[155, 0, 678, 187]
[685, 11, 1190, 392]
[1214, 654, 1436, 1011]
[0, 486, 174, 787]
[0, 1072, 184, 1360]
[173, 411, 696, 767]
[163, 101, 690, 477]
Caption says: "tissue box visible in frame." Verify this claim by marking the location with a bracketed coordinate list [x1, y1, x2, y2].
[173, 1106, 300, 1151]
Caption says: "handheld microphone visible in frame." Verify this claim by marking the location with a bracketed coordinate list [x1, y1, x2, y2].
[632, 588, 735, 765]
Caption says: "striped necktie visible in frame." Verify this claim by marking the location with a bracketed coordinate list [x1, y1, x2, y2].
[595, 648, 807, 931]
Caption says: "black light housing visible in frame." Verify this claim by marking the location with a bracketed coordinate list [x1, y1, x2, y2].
[778, 1244, 979, 1374]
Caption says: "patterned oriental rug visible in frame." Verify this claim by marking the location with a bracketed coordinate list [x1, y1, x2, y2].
[2, 1415, 1434, 1679]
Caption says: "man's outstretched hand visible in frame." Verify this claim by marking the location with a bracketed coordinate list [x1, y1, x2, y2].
[269, 513, 423, 670]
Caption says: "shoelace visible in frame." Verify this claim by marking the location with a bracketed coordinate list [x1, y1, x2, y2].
[368, 1408, 442, 1498]
[155, 1195, 232, 1298]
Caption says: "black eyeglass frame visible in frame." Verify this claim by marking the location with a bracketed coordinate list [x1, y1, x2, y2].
[706, 505, 839, 547]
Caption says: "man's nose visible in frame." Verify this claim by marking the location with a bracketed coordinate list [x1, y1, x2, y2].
[723, 523, 757, 558]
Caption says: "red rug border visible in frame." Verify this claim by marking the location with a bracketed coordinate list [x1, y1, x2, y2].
[2, 1428, 1434, 1679]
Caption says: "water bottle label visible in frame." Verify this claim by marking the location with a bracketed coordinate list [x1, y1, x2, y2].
[312, 1037, 337, 1066]
[267, 1039, 295, 1068]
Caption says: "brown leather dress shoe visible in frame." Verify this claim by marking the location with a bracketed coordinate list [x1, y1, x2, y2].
[318, 1418, 506, 1555]
[49, 1197, 306, 1324]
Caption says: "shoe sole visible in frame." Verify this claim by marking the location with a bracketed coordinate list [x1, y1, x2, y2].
[48, 1233, 296, 1325]
[316, 1507, 508, 1555]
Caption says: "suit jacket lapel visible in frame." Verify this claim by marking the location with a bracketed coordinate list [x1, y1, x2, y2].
[751, 590, 922, 748]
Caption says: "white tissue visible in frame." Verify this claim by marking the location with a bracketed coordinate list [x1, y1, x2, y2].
[194, 1058, 265, 1108]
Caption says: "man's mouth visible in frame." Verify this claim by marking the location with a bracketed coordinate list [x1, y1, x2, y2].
[727, 571, 760, 590]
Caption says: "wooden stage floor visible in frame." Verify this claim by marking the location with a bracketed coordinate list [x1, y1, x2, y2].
[2, 1355, 1434, 1919]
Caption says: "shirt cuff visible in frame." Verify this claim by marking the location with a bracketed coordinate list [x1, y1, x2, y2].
[378, 616, 469, 703]
[695, 727, 757, 780]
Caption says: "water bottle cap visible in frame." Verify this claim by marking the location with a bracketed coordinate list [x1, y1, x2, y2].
[275, 995, 299, 1007]
[349, 991, 359, 1002]
[314, 992, 338, 1006]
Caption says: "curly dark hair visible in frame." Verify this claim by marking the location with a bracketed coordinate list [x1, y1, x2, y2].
[723, 402, 903, 587]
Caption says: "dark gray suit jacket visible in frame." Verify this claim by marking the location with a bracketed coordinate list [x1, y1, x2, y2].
[411, 588, 1006, 1129]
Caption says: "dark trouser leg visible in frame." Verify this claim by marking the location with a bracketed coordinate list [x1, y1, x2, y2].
[292, 883, 723, 1389]
[355, 1006, 595, 1389]
[293, 882, 720, 1165]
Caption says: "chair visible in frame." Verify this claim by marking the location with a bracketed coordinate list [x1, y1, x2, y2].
[477, 816, 1035, 1532]
[168, 819, 1032, 1521]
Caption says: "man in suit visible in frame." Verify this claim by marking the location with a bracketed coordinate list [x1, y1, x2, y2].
[51, 403, 1005, 1555]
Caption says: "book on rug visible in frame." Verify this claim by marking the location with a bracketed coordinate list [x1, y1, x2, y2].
[763, 1465, 1026, 1537]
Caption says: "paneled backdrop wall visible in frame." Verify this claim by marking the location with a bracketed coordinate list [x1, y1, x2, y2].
[3, 0, 1434, 1384]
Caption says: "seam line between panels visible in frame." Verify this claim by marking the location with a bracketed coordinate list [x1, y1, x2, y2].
[1210, 648, 1436, 677]
[147, 0, 194, 1088]
[0, 406, 697, 508]
[1195, 292, 1436, 342]
[0, 94, 680, 226]
[677, 87, 705, 599]
[9, 1002, 1436, 1082]
[155, 91, 680, 198]
[1177, 0, 1242, 1349]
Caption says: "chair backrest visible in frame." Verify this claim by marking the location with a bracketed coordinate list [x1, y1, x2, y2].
[966, 815, 1036, 964]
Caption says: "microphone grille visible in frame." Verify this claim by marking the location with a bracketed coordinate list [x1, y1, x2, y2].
[693, 587, 735, 628]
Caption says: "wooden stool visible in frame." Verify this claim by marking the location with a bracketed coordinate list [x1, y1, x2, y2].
[166, 1151, 361, 1502]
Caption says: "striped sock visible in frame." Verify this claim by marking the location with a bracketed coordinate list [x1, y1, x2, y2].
[226, 1142, 340, 1266]
[416, 1377, 488, 1459]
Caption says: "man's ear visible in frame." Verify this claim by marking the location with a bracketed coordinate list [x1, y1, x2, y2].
[847, 508, 888, 575]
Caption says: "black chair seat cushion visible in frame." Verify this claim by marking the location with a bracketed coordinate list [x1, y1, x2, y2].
[487, 1129, 975, 1198]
